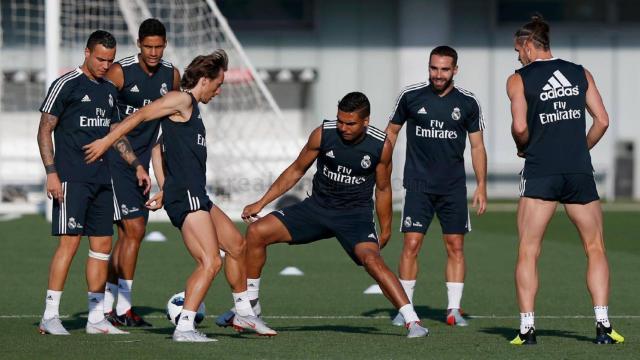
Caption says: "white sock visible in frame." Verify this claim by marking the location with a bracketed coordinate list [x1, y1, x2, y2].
[176, 309, 196, 331]
[43, 290, 62, 320]
[520, 312, 535, 333]
[247, 278, 261, 316]
[446, 282, 464, 309]
[233, 291, 255, 317]
[88, 292, 106, 323]
[103, 282, 118, 313]
[399, 279, 416, 304]
[594, 305, 610, 327]
[116, 279, 133, 316]
[247, 278, 260, 300]
[399, 303, 420, 324]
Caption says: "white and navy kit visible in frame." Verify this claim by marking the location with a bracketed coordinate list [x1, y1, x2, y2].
[110, 55, 175, 221]
[271, 120, 385, 265]
[41, 68, 119, 236]
[390, 83, 484, 234]
[160, 93, 212, 228]
[516, 59, 598, 204]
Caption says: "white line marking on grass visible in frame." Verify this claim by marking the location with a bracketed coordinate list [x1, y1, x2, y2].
[4, 314, 640, 319]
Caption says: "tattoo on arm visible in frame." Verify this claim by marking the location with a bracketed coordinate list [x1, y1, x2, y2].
[114, 136, 141, 168]
[45, 164, 57, 174]
[37, 113, 59, 173]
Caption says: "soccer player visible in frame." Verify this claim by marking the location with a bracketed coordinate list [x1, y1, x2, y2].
[507, 15, 624, 345]
[36, 30, 126, 335]
[84, 50, 274, 342]
[240, 92, 429, 338]
[102, 18, 180, 328]
[385, 46, 487, 327]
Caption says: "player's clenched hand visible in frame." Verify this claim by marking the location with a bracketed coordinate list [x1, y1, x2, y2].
[135, 166, 152, 195]
[241, 202, 263, 224]
[46, 173, 63, 203]
[145, 191, 164, 211]
[472, 186, 487, 215]
[83, 138, 110, 164]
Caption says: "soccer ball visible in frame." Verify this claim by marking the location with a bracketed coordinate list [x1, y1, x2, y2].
[166, 291, 206, 325]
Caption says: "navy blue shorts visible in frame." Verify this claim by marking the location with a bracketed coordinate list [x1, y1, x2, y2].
[400, 189, 470, 235]
[111, 162, 149, 222]
[520, 173, 599, 204]
[51, 182, 114, 236]
[163, 184, 213, 229]
[271, 198, 379, 265]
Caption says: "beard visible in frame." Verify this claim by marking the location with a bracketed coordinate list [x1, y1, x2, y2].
[429, 76, 453, 94]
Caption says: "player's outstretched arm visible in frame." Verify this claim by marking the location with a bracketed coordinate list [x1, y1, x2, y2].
[84, 91, 191, 163]
[584, 68, 609, 150]
[507, 73, 529, 156]
[469, 131, 487, 215]
[241, 126, 322, 222]
[375, 138, 393, 248]
[146, 142, 165, 211]
[36, 112, 63, 202]
[384, 122, 403, 149]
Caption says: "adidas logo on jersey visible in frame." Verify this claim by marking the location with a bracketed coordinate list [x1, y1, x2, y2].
[417, 107, 427, 114]
[326, 150, 335, 158]
[539, 70, 579, 101]
[130, 85, 140, 93]
[81, 95, 91, 102]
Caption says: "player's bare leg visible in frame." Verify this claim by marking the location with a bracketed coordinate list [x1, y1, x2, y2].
[398, 232, 425, 280]
[564, 201, 623, 344]
[513, 197, 556, 342]
[85, 235, 127, 334]
[354, 242, 428, 338]
[515, 197, 556, 312]
[392, 232, 423, 326]
[47, 235, 81, 291]
[108, 217, 149, 326]
[245, 214, 293, 278]
[210, 206, 247, 293]
[443, 233, 467, 326]
[39, 235, 81, 335]
[210, 207, 277, 336]
[564, 201, 609, 305]
[443, 234, 465, 283]
[174, 211, 223, 342]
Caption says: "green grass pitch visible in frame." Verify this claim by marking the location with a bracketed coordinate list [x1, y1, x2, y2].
[0, 209, 638, 359]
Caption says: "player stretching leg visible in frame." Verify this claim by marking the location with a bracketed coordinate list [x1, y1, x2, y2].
[507, 15, 624, 345]
[241, 92, 429, 338]
[37, 31, 128, 335]
[386, 46, 487, 327]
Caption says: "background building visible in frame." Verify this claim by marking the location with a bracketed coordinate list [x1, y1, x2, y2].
[1, 0, 639, 216]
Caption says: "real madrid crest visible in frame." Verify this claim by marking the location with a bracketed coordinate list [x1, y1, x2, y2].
[160, 83, 168, 96]
[361, 154, 371, 169]
[451, 107, 461, 121]
[403, 216, 412, 228]
[68, 217, 77, 230]
[108, 94, 114, 107]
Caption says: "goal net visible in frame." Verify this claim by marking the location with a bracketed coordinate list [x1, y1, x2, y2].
[1, 0, 303, 218]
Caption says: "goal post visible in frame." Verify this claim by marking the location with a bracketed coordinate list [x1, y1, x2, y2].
[3, 0, 304, 219]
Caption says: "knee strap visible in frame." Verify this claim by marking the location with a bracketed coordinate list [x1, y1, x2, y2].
[88, 250, 110, 261]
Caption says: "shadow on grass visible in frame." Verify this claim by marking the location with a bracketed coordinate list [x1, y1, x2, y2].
[361, 305, 453, 325]
[273, 324, 399, 336]
[54, 306, 165, 332]
[480, 326, 593, 343]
